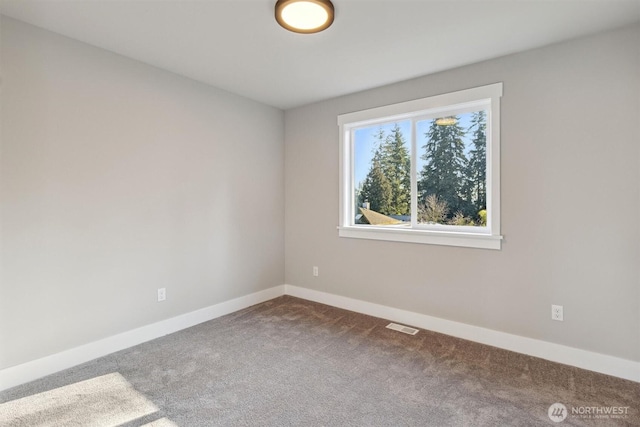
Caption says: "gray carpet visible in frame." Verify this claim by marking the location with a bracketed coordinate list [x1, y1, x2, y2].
[0, 296, 637, 426]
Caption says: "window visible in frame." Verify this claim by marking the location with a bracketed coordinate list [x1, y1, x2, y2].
[338, 83, 503, 249]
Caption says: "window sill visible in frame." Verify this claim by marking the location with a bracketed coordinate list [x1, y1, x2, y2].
[337, 226, 502, 250]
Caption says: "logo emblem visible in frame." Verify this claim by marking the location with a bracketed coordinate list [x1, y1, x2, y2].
[548, 403, 568, 422]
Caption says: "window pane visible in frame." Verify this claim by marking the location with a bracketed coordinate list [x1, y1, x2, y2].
[353, 121, 411, 226]
[416, 110, 487, 227]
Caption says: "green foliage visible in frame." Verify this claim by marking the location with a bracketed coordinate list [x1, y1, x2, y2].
[358, 111, 488, 226]
[418, 116, 468, 217]
[361, 159, 393, 214]
[463, 111, 487, 218]
[418, 112, 488, 224]
[478, 209, 487, 226]
[359, 125, 410, 216]
[379, 124, 411, 215]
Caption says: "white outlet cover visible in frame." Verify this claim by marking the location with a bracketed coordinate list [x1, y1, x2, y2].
[551, 304, 563, 321]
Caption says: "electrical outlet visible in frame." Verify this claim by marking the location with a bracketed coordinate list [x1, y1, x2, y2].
[157, 288, 166, 302]
[551, 304, 563, 321]
[313, 266, 319, 277]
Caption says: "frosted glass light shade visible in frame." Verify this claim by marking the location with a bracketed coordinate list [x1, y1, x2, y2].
[275, 0, 334, 34]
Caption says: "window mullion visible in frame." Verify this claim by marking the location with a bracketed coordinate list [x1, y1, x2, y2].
[411, 119, 418, 228]
[349, 129, 356, 226]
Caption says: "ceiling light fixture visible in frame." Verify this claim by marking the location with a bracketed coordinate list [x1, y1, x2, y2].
[275, 0, 335, 34]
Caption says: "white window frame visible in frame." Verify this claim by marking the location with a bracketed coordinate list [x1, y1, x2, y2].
[338, 83, 503, 250]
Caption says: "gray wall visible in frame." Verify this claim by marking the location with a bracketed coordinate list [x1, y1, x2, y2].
[285, 25, 640, 362]
[1, 15, 638, 373]
[0, 17, 284, 369]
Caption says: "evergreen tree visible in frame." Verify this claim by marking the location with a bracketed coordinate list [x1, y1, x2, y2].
[360, 158, 392, 214]
[418, 116, 467, 220]
[379, 124, 411, 215]
[360, 129, 385, 212]
[464, 111, 487, 218]
[359, 125, 410, 216]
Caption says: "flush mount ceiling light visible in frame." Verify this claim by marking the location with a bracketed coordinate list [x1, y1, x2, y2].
[275, 0, 335, 34]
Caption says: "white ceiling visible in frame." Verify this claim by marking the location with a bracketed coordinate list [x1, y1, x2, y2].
[1, 0, 639, 109]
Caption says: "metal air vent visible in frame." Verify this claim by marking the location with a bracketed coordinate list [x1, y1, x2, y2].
[386, 323, 419, 335]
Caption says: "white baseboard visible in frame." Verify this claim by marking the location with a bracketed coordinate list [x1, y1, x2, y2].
[2, 283, 637, 392]
[0, 285, 285, 392]
[284, 285, 640, 383]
